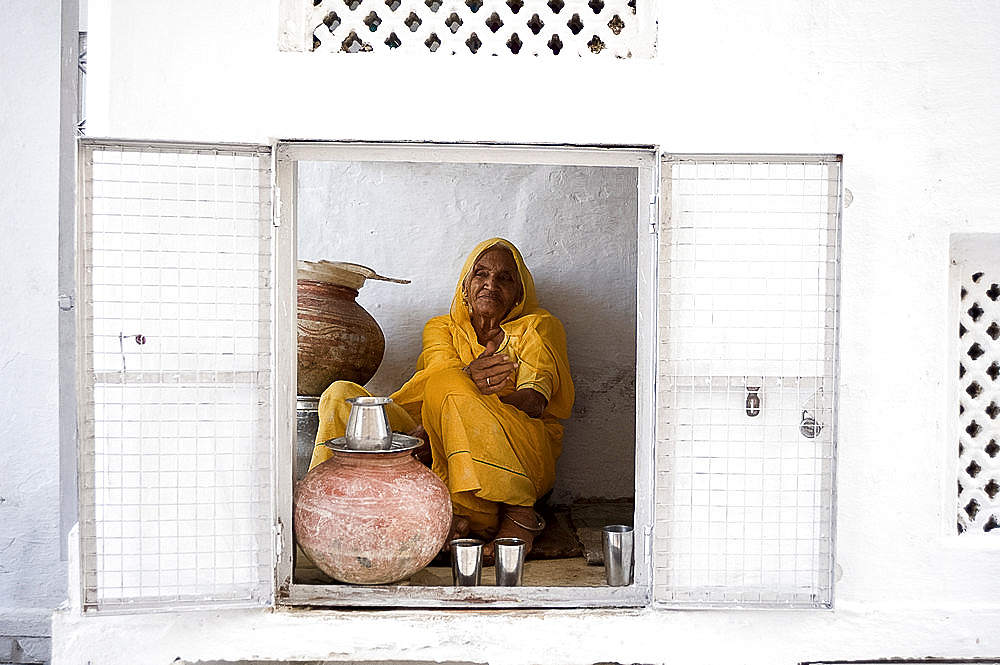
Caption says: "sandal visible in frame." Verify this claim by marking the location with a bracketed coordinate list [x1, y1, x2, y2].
[482, 507, 546, 565]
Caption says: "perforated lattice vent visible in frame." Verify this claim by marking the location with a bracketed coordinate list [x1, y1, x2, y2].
[958, 270, 1000, 533]
[282, 0, 652, 56]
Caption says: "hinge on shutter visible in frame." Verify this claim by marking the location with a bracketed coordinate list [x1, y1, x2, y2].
[648, 194, 658, 234]
[274, 517, 284, 562]
[272, 187, 282, 227]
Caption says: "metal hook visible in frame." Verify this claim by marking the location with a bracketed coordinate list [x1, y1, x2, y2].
[118, 332, 147, 375]
[800, 387, 825, 438]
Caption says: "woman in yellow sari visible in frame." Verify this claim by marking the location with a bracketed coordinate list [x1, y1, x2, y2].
[309, 238, 574, 559]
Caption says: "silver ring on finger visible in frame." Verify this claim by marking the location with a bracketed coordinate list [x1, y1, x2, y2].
[487, 377, 491, 386]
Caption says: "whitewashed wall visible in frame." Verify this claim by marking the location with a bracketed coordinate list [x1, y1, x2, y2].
[0, 1, 75, 659]
[37, 0, 1000, 663]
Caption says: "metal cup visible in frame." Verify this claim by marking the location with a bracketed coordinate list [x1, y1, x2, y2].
[450, 538, 483, 586]
[344, 396, 393, 450]
[494, 537, 526, 586]
[602, 524, 634, 586]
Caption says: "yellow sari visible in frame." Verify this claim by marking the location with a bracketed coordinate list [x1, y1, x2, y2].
[309, 238, 574, 534]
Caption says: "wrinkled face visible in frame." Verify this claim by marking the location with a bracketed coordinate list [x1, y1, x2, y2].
[464, 246, 523, 322]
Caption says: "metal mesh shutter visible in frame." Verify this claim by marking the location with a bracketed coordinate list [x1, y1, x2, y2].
[654, 155, 841, 607]
[77, 141, 274, 611]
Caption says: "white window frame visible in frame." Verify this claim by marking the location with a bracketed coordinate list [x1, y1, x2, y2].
[654, 154, 842, 608]
[273, 141, 658, 608]
[74, 139, 843, 612]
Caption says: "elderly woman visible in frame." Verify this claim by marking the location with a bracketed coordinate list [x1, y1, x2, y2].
[308, 238, 574, 559]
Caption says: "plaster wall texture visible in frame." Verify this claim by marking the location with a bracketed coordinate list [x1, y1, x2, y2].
[0, 0, 73, 649]
[17, 0, 1000, 662]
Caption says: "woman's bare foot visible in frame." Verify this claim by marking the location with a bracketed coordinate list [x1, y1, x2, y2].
[482, 504, 545, 565]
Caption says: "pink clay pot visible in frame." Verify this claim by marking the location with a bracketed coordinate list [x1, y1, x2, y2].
[294, 448, 452, 585]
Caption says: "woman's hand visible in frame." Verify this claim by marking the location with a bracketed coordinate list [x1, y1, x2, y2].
[464, 340, 547, 418]
[408, 425, 432, 466]
[463, 338, 516, 396]
[500, 388, 548, 419]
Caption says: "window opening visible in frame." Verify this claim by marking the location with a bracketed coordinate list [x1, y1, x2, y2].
[77, 140, 275, 611]
[654, 155, 842, 608]
[274, 142, 656, 607]
[75, 141, 843, 612]
[278, 0, 655, 56]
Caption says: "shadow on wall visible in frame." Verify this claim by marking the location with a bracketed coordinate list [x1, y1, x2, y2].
[297, 159, 638, 502]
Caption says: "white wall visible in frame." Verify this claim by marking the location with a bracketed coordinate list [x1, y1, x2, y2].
[0, 0, 75, 653]
[48, 0, 1000, 663]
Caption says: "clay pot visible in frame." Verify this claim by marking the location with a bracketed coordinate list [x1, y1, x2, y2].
[296, 261, 409, 397]
[294, 440, 452, 585]
[297, 280, 384, 398]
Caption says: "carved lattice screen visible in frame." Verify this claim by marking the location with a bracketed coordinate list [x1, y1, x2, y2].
[280, 0, 654, 56]
[958, 269, 1000, 533]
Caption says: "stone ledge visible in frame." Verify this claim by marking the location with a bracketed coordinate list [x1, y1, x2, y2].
[0, 635, 52, 665]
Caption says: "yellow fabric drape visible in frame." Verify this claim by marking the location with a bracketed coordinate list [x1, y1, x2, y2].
[308, 238, 574, 534]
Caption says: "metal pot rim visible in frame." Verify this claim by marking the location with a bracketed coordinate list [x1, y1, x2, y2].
[321, 432, 423, 454]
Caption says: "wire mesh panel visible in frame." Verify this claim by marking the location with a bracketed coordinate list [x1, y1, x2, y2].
[654, 155, 841, 607]
[958, 269, 1000, 533]
[77, 141, 274, 611]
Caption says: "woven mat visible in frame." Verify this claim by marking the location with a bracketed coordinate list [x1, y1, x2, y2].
[567, 498, 634, 565]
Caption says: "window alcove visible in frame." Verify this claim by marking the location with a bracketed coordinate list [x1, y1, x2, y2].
[75, 139, 841, 612]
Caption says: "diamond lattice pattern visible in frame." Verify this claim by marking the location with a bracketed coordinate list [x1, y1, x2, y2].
[958, 270, 1000, 533]
[307, 0, 648, 56]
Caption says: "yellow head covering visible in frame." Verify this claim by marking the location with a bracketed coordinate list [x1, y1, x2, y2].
[450, 237, 539, 328]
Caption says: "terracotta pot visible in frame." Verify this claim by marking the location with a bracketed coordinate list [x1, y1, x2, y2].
[297, 278, 385, 396]
[294, 442, 452, 584]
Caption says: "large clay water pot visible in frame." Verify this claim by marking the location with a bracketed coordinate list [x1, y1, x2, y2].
[296, 261, 407, 397]
[293, 426, 452, 585]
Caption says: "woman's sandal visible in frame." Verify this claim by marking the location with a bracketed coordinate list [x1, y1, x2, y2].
[482, 509, 546, 565]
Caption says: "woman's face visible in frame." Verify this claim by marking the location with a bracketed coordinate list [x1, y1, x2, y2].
[465, 246, 523, 322]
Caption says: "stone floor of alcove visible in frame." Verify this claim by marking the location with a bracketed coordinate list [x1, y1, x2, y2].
[294, 497, 634, 587]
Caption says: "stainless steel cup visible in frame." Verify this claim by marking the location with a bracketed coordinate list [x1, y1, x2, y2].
[602, 524, 634, 586]
[494, 537, 526, 586]
[344, 396, 393, 450]
[450, 538, 483, 586]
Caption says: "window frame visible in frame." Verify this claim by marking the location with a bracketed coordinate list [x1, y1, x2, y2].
[72, 139, 842, 612]
[272, 141, 659, 608]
